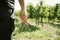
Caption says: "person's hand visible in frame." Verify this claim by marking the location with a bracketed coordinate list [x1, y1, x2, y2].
[20, 10, 28, 27]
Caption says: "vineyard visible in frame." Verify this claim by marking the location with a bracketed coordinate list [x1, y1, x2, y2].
[13, 1, 60, 40]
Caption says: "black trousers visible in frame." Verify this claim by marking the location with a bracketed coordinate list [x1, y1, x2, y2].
[0, 17, 15, 40]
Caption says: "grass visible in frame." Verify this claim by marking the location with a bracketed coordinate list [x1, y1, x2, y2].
[13, 29, 52, 40]
[13, 22, 60, 40]
[13, 15, 60, 40]
[54, 36, 60, 40]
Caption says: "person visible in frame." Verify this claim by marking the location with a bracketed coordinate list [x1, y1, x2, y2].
[0, 0, 28, 40]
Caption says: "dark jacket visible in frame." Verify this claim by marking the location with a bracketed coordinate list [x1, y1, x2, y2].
[0, 0, 14, 21]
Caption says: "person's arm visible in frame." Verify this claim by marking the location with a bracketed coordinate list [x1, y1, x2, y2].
[18, 0, 28, 27]
[18, 0, 25, 10]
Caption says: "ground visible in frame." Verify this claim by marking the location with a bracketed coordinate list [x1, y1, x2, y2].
[13, 17, 60, 40]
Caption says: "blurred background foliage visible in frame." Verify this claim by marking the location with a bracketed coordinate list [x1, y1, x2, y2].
[13, 0, 60, 40]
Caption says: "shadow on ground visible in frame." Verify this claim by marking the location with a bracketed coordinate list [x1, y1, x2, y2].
[49, 22, 60, 29]
[18, 23, 39, 33]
